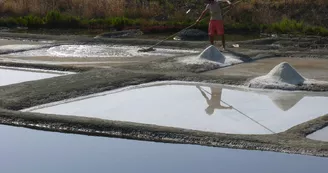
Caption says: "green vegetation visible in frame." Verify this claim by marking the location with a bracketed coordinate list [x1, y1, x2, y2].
[262, 18, 328, 36]
[0, 11, 327, 36]
[0, 0, 327, 36]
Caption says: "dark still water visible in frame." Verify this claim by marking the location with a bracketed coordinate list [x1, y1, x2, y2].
[0, 125, 326, 173]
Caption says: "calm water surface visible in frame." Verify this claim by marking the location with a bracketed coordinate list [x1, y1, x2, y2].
[0, 125, 326, 173]
[25, 83, 328, 135]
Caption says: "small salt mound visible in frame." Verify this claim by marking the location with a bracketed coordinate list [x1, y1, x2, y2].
[179, 45, 242, 66]
[198, 45, 243, 65]
[198, 45, 225, 60]
[198, 45, 227, 62]
[248, 62, 307, 88]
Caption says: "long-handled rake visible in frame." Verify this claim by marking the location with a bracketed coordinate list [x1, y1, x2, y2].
[138, 23, 197, 52]
[138, 8, 196, 52]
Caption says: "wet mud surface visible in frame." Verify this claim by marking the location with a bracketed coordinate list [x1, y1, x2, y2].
[0, 32, 328, 157]
[119, 49, 253, 73]
[205, 57, 328, 80]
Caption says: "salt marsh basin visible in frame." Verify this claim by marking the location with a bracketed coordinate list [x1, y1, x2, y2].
[23, 82, 328, 135]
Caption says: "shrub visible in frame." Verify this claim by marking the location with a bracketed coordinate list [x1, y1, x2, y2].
[266, 18, 328, 36]
[23, 15, 43, 28]
[44, 10, 81, 28]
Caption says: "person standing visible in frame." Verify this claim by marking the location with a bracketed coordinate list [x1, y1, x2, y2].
[196, 0, 232, 51]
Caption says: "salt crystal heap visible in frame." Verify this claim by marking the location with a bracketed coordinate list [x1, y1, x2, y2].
[248, 62, 306, 88]
[180, 45, 242, 66]
[198, 45, 226, 63]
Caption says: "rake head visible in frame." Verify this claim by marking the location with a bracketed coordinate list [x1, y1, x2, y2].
[137, 47, 156, 52]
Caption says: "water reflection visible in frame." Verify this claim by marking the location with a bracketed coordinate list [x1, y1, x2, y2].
[265, 92, 304, 111]
[196, 85, 232, 115]
[197, 85, 308, 113]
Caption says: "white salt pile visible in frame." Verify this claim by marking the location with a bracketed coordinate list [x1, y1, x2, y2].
[179, 45, 242, 66]
[248, 62, 328, 89]
[248, 62, 305, 88]
[198, 45, 226, 62]
[267, 62, 305, 85]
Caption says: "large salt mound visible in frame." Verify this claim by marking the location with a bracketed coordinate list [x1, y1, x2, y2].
[179, 45, 242, 66]
[250, 62, 305, 85]
[246, 62, 328, 90]
[248, 62, 306, 88]
[266, 62, 305, 85]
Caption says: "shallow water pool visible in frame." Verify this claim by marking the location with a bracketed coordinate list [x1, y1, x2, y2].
[307, 126, 328, 142]
[0, 66, 70, 86]
[23, 82, 328, 135]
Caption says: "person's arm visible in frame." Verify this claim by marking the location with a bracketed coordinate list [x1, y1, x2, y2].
[195, 5, 209, 24]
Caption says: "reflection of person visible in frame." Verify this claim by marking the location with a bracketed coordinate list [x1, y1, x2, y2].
[197, 85, 232, 115]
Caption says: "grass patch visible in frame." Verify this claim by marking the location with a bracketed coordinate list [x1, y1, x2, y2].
[264, 18, 328, 36]
[0, 11, 327, 36]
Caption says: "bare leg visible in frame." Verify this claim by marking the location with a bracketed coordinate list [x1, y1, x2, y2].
[210, 35, 215, 45]
[221, 34, 226, 50]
